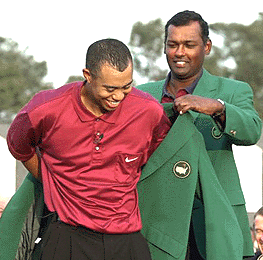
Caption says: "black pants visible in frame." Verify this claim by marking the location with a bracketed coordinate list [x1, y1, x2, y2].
[185, 223, 205, 260]
[39, 221, 152, 260]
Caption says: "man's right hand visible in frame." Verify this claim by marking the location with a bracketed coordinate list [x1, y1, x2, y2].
[22, 153, 42, 180]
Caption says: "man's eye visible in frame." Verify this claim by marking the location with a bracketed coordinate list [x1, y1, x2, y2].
[186, 44, 196, 48]
[256, 229, 263, 235]
[123, 85, 131, 90]
[106, 87, 115, 92]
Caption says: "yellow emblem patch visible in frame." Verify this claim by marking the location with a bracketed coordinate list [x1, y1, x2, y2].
[173, 161, 191, 179]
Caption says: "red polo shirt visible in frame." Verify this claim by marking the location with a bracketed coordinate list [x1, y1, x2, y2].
[7, 82, 171, 234]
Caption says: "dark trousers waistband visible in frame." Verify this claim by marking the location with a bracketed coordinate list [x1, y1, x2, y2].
[39, 219, 152, 260]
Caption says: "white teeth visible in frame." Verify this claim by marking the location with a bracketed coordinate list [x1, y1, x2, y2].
[108, 100, 120, 105]
[176, 61, 185, 65]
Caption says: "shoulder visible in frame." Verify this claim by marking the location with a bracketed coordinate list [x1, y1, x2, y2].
[125, 87, 165, 117]
[199, 70, 254, 101]
[203, 70, 251, 90]
[128, 87, 160, 105]
[136, 80, 165, 92]
[23, 81, 82, 113]
[217, 75, 249, 88]
[135, 80, 165, 101]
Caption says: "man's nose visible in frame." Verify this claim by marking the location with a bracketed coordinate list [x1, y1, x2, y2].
[175, 45, 185, 56]
[112, 90, 125, 101]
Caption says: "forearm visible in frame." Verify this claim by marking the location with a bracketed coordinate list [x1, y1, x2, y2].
[22, 153, 41, 180]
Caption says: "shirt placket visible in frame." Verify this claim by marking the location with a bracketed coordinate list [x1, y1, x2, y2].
[92, 118, 104, 163]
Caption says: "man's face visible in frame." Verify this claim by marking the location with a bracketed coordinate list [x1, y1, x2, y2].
[164, 21, 211, 81]
[255, 215, 263, 253]
[83, 62, 133, 116]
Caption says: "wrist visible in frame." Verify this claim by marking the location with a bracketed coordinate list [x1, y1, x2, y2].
[211, 99, 226, 132]
[212, 99, 225, 118]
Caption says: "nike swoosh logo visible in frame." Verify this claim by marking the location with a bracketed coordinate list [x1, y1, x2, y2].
[125, 157, 138, 163]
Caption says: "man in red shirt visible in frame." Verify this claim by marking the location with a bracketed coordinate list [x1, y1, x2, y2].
[7, 39, 171, 260]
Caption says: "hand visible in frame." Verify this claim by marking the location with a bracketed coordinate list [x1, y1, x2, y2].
[22, 153, 42, 181]
[174, 95, 224, 116]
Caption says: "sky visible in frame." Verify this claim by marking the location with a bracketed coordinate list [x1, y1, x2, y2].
[1, 0, 263, 87]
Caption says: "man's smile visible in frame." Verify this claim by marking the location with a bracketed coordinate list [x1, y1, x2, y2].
[105, 99, 121, 108]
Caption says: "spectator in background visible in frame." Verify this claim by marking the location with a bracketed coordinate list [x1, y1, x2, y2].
[250, 207, 263, 260]
[0, 197, 10, 218]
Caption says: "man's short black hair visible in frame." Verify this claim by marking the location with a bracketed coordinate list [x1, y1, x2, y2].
[164, 10, 210, 44]
[253, 206, 263, 230]
[255, 207, 263, 218]
[85, 38, 132, 78]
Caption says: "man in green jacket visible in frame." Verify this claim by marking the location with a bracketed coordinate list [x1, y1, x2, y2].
[137, 10, 262, 259]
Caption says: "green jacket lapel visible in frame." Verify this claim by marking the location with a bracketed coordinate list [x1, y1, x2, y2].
[188, 69, 218, 121]
[193, 69, 217, 96]
[139, 112, 196, 181]
[141, 70, 219, 122]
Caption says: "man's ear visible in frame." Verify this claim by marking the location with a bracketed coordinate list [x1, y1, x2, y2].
[205, 39, 212, 56]
[83, 68, 92, 83]
[164, 43, 167, 54]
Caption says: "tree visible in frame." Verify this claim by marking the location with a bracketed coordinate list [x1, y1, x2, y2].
[0, 37, 51, 122]
[66, 75, 85, 84]
[209, 13, 263, 117]
[129, 19, 168, 82]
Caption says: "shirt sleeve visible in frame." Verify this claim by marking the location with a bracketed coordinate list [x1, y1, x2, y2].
[147, 110, 171, 159]
[7, 111, 40, 162]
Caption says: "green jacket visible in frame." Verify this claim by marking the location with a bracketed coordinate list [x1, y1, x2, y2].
[137, 69, 262, 258]
[138, 112, 243, 259]
[0, 174, 44, 260]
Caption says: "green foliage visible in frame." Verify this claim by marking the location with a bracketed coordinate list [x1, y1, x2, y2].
[208, 13, 263, 118]
[0, 37, 51, 122]
[129, 19, 168, 81]
[66, 75, 85, 84]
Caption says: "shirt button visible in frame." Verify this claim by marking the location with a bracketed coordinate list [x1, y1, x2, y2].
[96, 118, 100, 122]
[95, 146, 100, 151]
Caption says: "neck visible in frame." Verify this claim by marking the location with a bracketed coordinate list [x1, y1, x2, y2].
[169, 70, 202, 92]
[81, 83, 104, 117]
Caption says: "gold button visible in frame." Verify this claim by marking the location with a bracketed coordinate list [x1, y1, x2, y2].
[230, 130, 237, 136]
[212, 126, 223, 139]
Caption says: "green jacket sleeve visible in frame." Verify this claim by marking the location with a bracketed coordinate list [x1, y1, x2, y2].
[0, 174, 44, 260]
[223, 81, 262, 145]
